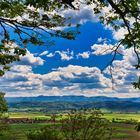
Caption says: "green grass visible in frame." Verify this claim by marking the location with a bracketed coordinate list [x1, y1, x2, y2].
[9, 113, 47, 118]
[111, 123, 138, 139]
[9, 112, 140, 122]
[0, 123, 48, 140]
[9, 112, 69, 120]
[0, 123, 138, 140]
[1, 112, 140, 140]
[104, 113, 140, 121]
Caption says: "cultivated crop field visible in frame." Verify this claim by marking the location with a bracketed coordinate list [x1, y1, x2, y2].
[104, 113, 140, 122]
[0, 112, 140, 140]
[9, 112, 50, 119]
[9, 112, 140, 121]
[0, 122, 139, 140]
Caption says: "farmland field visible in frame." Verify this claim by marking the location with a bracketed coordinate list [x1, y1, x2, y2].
[9, 112, 140, 121]
[104, 113, 140, 122]
[0, 122, 139, 140]
[9, 112, 50, 119]
[0, 112, 140, 140]
[0, 123, 48, 140]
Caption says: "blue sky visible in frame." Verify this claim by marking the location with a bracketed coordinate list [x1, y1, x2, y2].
[32, 22, 115, 74]
[0, 5, 140, 97]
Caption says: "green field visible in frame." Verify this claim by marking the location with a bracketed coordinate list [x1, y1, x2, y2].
[0, 123, 48, 140]
[104, 113, 140, 121]
[0, 123, 139, 140]
[9, 112, 140, 121]
[9, 112, 50, 119]
[1, 113, 140, 140]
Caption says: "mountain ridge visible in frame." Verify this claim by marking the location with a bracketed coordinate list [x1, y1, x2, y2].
[6, 95, 140, 103]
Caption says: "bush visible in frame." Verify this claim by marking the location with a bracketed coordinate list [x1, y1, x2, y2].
[27, 129, 62, 140]
[135, 123, 140, 132]
[112, 118, 138, 124]
[27, 110, 113, 140]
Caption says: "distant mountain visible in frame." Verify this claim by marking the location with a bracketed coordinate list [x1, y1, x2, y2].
[6, 96, 140, 113]
[8, 100, 140, 113]
[6, 95, 140, 103]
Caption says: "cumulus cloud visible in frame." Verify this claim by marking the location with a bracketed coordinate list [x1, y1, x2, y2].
[40, 49, 74, 61]
[46, 53, 55, 57]
[1, 60, 140, 97]
[10, 65, 32, 73]
[97, 37, 109, 43]
[77, 43, 124, 60]
[91, 43, 124, 55]
[40, 51, 55, 58]
[77, 51, 90, 59]
[1, 64, 113, 97]
[40, 51, 49, 56]
[1, 41, 44, 66]
[104, 47, 140, 94]
[21, 50, 44, 65]
[55, 49, 74, 61]
[14, 50, 44, 66]
[113, 28, 128, 41]
[1, 4, 139, 98]
[61, 5, 97, 26]
[42, 65, 111, 89]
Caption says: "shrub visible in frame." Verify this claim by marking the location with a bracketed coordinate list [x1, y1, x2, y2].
[135, 123, 140, 132]
[27, 109, 113, 140]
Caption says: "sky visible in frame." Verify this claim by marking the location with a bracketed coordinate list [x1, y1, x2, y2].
[0, 5, 140, 98]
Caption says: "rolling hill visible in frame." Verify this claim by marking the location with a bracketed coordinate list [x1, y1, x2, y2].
[6, 96, 140, 113]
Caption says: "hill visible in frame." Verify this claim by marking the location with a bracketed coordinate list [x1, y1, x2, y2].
[6, 95, 140, 103]
[6, 96, 140, 113]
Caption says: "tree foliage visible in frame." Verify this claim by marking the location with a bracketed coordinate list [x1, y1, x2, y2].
[26, 110, 113, 140]
[0, 92, 10, 139]
[86, 0, 140, 88]
[0, 0, 79, 76]
[0, 92, 8, 118]
[135, 122, 140, 132]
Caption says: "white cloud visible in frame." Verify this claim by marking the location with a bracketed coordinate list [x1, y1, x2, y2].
[113, 28, 128, 41]
[97, 37, 108, 43]
[18, 50, 44, 66]
[61, 5, 97, 26]
[40, 51, 49, 56]
[104, 47, 140, 94]
[1, 61, 140, 97]
[1, 4, 139, 98]
[55, 49, 74, 61]
[40, 51, 55, 58]
[46, 53, 55, 57]
[39, 49, 74, 61]
[1, 46, 137, 97]
[1, 64, 113, 97]
[77, 43, 124, 60]
[77, 51, 90, 59]
[91, 43, 124, 55]
[1, 42, 44, 66]
[123, 48, 140, 66]
[10, 65, 32, 73]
